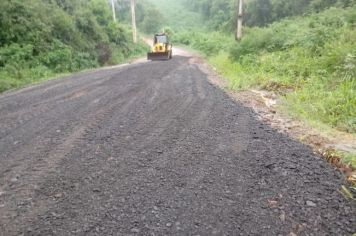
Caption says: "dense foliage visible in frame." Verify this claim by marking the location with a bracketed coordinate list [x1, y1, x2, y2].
[116, 0, 165, 34]
[0, 0, 146, 92]
[184, 0, 355, 30]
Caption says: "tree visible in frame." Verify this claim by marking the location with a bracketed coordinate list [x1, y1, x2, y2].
[245, 0, 272, 26]
[141, 7, 164, 33]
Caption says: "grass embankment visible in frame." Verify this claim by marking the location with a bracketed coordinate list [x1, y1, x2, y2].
[173, 7, 356, 167]
[0, 0, 147, 93]
[0, 40, 147, 93]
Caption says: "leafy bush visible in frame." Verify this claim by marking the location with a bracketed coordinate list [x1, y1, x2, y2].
[37, 40, 73, 72]
[0, 43, 34, 67]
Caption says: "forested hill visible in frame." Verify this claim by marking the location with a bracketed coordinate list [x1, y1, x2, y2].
[0, 0, 146, 92]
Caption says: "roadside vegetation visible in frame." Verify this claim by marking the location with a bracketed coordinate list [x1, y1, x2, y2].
[146, 0, 356, 166]
[0, 0, 147, 93]
[210, 8, 356, 134]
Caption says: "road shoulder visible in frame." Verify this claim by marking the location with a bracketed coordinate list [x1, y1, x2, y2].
[187, 52, 356, 189]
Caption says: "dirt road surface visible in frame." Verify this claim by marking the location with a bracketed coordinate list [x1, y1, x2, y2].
[0, 56, 354, 235]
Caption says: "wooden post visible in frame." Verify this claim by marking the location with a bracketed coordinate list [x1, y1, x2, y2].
[111, 0, 116, 22]
[236, 0, 244, 41]
[131, 0, 137, 43]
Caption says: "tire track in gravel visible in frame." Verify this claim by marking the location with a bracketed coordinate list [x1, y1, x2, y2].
[0, 56, 355, 236]
[0, 63, 154, 234]
[0, 67, 134, 139]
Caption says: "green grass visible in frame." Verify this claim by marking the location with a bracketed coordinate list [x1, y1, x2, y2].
[0, 67, 56, 93]
[0, 41, 147, 93]
[0, 69, 73, 94]
[342, 152, 356, 168]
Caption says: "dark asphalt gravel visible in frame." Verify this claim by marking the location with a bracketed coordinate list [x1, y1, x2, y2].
[0, 56, 355, 235]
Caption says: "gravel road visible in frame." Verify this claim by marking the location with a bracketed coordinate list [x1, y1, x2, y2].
[0, 56, 354, 235]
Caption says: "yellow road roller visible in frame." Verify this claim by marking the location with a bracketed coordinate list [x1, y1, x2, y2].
[147, 33, 172, 60]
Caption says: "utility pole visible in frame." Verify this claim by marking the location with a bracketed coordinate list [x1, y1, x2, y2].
[111, 0, 117, 22]
[236, 0, 244, 41]
[131, 0, 137, 43]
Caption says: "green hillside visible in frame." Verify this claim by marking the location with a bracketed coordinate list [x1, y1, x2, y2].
[0, 0, 146, 92]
